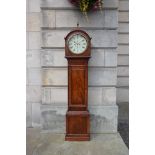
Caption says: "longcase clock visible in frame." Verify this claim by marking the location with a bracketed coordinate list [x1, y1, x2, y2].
[65, 28, 91, 141]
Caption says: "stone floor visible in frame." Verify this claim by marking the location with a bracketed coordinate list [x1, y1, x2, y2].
[27, 128, 129, 155]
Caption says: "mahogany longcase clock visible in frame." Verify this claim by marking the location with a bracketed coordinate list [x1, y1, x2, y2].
[65, 28, 91, 141]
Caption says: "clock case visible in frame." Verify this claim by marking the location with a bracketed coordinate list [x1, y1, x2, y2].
[65, 29, 91, 141]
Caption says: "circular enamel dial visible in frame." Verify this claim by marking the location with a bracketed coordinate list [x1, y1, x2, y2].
[68, 34, 88, 54]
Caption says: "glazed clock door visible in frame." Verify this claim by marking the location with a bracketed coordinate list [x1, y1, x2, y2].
[68, 34, 88, 54]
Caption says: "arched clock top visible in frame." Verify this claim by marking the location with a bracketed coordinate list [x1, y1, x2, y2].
[65, 29, 92, 41]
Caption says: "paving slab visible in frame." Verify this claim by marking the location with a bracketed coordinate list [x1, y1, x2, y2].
[27, 128, 128, 155]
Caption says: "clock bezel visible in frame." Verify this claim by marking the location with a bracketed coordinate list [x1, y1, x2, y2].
[65, 29, 91, 58]
[67, 33, 88, 55]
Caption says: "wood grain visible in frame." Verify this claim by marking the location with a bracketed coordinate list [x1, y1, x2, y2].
[65, 29, 91, 141]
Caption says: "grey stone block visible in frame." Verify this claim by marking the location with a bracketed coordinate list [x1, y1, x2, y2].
[27, 68, 42, 85]
[27, 50, 41, 68]
[104, 10, 118, 28]
[42, 10, 117, 29]
[104, 0, 119, 8]
[118, 12, 129, 22]
[26, 69, 29, 85]
[42, 87, 67, 105]
[32, 103, 41, 127]
[102, 87, 116, 105]
[41, 105, 118, 133]
[89, 105, 118, 133]
[117, 45, 129, 54]
[118, 23, 129, 33]
[89, 87, 116, 105]
[118, 55, 129, 66]
[42, 8, 118, 28]
[26, 0, 28, 13]
[88, 87, 102, 105]
[117, 88, 129, 103]
[42, 30, 117, 48]
[41, 49, 67, 67]
[28, 0, 40, 12]
[41, 49, 117, 67]
[42, 87, 51, 104]
[118, 66, 129, 76]
[42, 10, 56, 28]
[41, 49, 108, 67]
[41, 106, 67, 133]
[27, 13, 40, 31]
[118, 34, 129, 44]
[56, 10, 104, 28]
[42, 87, 116, 106]
[117, 102, 129, 122]
[89, 30, 118, 48]
[41, 0, 73, 8]
[117, 77, 129, 87]
[26, 32, 29, 49]
[105, 50, 117, 67]
[26, 102, 32, 127]
[89, 49, 105, 66]
[29, 32, 41, 49]
[119, 1, 129, 11]
[42, 68, 117, 86]
[27, 85, 42, 102]
[41, 0, 118, 9]
[42, 68, 68, 86]
[42, 30, 67, 48]
[88, 68, 117, 86]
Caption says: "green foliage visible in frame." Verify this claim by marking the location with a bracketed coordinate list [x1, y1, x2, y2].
[69, 0, 104, 21]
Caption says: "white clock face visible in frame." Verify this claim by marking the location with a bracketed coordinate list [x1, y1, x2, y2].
[68, 34, 88, 54]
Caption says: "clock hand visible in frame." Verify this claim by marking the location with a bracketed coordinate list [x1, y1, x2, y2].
[78, 39, 86, 44]
[76, 41, 78, 53]
[77, 43, 79, 53]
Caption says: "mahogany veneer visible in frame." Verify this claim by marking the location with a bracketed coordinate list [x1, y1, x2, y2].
[65, 29, 91, 141]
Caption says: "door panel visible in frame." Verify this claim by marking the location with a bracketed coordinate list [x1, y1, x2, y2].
[71, 66, 85, 105]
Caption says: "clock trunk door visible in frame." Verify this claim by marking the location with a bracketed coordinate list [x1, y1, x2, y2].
[68, 61, 88, 111]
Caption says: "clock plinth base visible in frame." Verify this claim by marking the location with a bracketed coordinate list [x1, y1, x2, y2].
[65, 111, 90, 141]
[65, 134, 90, 141]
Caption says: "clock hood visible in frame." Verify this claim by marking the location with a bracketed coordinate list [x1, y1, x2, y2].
[65, 29, 92, 41]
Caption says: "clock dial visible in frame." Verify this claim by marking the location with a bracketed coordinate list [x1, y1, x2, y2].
[68, 34, 88, 54]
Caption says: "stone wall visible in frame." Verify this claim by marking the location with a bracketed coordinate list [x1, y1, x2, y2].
[26, 0, 125, 133]
[117, 0, 129, 122]
[26, 0, 41, 127]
